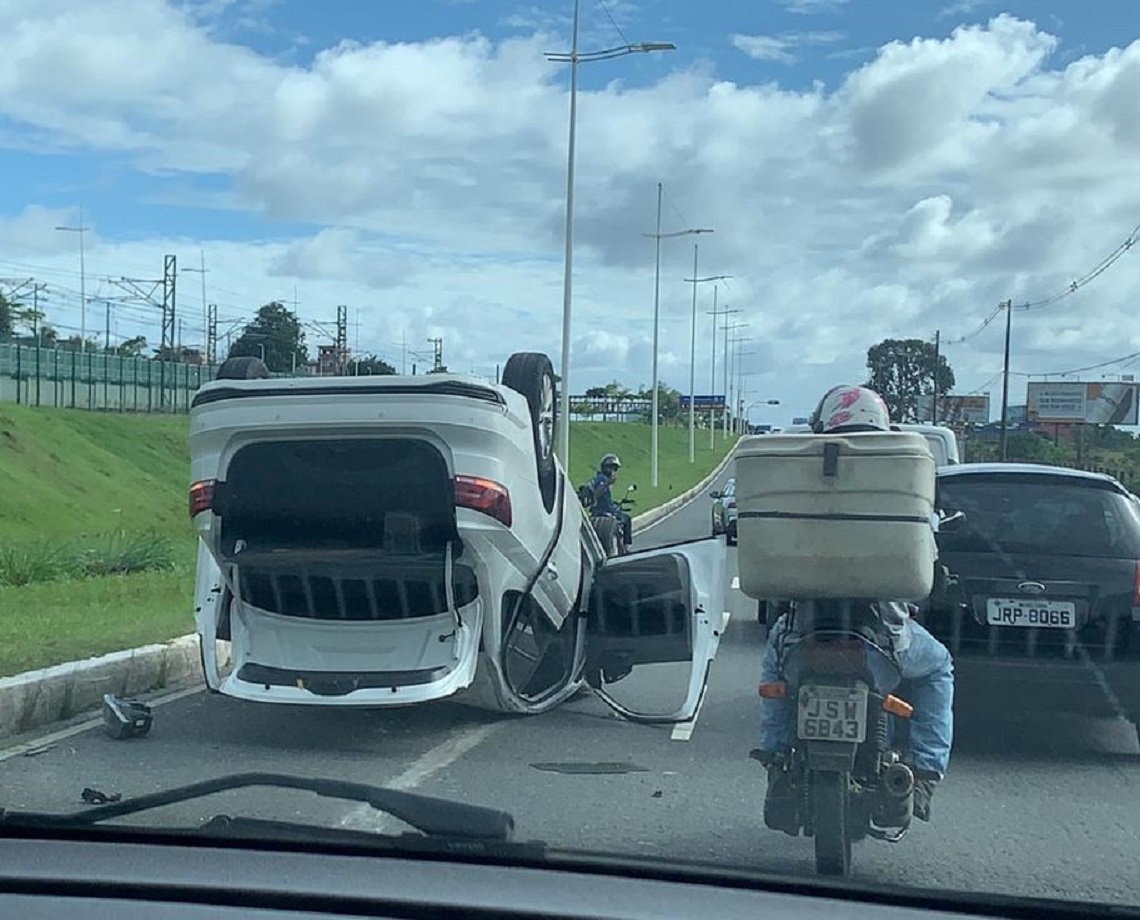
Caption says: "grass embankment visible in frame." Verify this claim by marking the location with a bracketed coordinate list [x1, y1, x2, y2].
[567, 421, 735, 515]
[0, 405, 193, 675]
[0, 405, 733, 676]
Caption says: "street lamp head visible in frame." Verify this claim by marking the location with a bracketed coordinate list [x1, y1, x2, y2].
[634, 41, 676, 52]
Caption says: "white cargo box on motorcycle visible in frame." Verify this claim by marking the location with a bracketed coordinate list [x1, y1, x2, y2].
[735, 431, 936, 600]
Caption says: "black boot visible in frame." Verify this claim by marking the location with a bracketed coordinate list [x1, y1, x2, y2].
[750, 749, 799, 835]
[912, 771, 939, 822]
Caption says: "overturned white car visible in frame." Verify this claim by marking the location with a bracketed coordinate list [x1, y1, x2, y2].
[189, 353, 724, 720]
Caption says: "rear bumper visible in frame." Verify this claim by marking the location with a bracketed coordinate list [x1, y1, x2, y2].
[212, 605, 484, 706]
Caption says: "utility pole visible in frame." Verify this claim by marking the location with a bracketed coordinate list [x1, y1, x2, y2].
[402, 331, 407, 375]
[206, 304, 218, 366]
[932, 329, 941, 423]
[688, 244, 698, 462]
[724, 321, 750, 437]
[335, 305, 348, 375]
[998, 300, 1013, 462]
[55, 210, 89, 350]
[104, 300, 112, 353]
[162, 255, 177, 410]
[428, 337, 444, 372]
[707, 293, 737, 447]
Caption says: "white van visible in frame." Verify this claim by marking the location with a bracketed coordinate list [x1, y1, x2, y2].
[782, 422, 959, 466]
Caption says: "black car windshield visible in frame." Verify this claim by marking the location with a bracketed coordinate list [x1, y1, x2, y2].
[938, 477, 1140, 558]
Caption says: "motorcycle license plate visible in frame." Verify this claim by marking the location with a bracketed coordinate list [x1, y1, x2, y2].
[797, 685, 868, 743]
[985, 598, 1076, 629]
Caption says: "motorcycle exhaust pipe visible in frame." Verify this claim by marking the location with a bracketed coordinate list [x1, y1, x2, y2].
[882, 762, 915, 798]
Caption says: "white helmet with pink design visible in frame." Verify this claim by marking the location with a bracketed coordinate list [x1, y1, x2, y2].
[809, 385, 891, 434]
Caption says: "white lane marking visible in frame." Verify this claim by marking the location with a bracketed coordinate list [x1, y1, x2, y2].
[338, 722, 501, 831]
[0, 685, 203, 763]
[731, 575, 740, 591]
[670, 611, 732, 742]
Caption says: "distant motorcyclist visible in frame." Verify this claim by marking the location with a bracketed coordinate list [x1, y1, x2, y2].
[752, 385, 955, 830]
[590, 453, 632, 549]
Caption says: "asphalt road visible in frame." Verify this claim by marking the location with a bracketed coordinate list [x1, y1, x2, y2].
[2, 468, 1139, 907]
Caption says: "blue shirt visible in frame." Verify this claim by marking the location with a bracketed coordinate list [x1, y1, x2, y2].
[591, 471, 619, 515]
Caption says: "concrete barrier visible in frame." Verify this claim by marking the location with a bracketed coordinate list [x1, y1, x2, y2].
[0, 444, 736, 742]
[632, 442, 737, 533]
[0, 638, 232, 741]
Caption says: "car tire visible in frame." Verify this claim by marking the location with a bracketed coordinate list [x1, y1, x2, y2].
[712, 514, 722, 537]
[727, 522, 737, 545]
[502, 352, 557, 514]
[216, 356, 271, 380]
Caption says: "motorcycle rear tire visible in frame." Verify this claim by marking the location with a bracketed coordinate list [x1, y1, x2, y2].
[593, 517, 621, 559]
[811, 770, 852, 877]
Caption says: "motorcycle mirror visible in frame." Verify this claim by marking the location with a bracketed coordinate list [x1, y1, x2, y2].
[627, 484, 637, 493]
[940, 510, 966, 529]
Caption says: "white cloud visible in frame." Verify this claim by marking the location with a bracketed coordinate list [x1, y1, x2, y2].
[775, 0, 850, 14]
[732, 30, 843, 64]
[1, 7, 1139, 419]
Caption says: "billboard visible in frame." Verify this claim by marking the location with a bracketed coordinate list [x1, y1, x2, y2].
[679, 394, 726, 411]
[917, 394, 991, 425]
[1026, 381, 1139, 425]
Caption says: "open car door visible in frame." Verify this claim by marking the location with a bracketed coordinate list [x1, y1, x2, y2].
[584, 537, 726, 723]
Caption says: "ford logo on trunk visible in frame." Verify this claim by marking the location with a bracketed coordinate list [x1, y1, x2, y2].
[1018, 581, 1047, 595]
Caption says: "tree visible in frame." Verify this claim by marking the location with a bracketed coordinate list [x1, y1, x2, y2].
[229, 302, 308, 372]
[865, 338, 955, 424]
[347, 354, 396, 376]
[0, 292, 14, 340]
[58, 334, 98, 353]
[114, 335, 148, 358]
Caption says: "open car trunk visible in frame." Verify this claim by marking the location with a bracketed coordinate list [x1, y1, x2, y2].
[203, 438, 480, 696]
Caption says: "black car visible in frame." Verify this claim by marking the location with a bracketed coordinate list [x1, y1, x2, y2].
[927, 463, 1140, 738]
[710, 477, 738, 544]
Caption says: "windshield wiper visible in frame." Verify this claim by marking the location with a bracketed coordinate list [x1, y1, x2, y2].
[0, 772, 515, 842]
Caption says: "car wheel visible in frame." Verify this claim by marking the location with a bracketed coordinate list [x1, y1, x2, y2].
[727, 522, 737, 545]
[502, 352, 557, 514]
[216, 356, 271, 380]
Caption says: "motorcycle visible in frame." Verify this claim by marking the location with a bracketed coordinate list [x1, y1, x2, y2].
[758, 598, 919, 877]
[578, 483, 637, 559]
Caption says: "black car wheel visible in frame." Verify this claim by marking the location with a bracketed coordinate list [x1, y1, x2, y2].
[502, 352, 557, 513]
[216, 356, 271, 380]
[727, 521, 738, 545]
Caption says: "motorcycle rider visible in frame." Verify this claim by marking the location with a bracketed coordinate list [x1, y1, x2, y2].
[590, 453, 633, 549]
[751, 384, 955, 832]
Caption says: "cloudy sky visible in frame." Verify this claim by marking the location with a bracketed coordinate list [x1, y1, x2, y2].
[0, 0, 1137, 424]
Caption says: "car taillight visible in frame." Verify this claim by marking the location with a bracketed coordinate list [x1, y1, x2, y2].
[453, 475, 512, 528]
[189, 480, 216, 518]
[1133, 560, 1140, 607]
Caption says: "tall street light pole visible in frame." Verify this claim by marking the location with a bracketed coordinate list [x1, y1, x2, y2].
[682, 260, 732, 462]
[707, 293, 737, 448]
[724, 321, 750, 437]
[56, 209, 89, 350]
[546, 5, 675, 465]
[642, 183, 712, 486]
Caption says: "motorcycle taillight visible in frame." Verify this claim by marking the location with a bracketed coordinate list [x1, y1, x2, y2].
[799, 638, 867, 675]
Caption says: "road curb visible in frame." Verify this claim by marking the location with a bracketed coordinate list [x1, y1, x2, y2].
[632, 441, 738, 533]
[0, 636, 231, 742]
[1, 446, 737, 742]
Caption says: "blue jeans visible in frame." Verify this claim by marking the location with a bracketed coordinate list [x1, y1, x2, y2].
[758, 613, 954, 778]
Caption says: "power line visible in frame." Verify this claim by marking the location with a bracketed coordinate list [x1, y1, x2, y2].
[946, 218, 1140, 346]
[1030, 349, 1140, 378]
[1018, 218, 1140, 312]
[597, 0, 632, 46]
